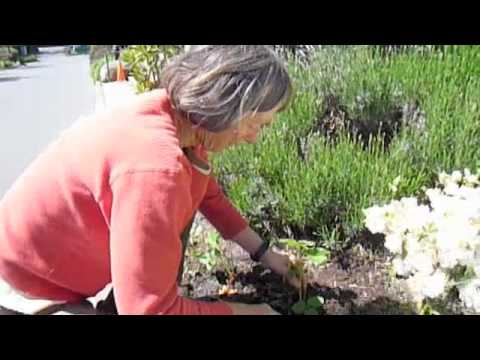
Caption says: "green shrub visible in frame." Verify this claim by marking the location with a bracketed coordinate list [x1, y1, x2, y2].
[90, 54, 115, 84]
[23, 54, 37, 63]
[116, 45, 479, 249]
[0, 46, 18, 62]
[89, 45, 113, 63]
[0, 59, 15, 69]
[121, 45, 182, 93]
[212, 45, 480, 249]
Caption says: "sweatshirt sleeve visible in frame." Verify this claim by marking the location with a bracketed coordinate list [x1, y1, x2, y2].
[109, 169, 233, 315]
[199, 176, 249, 240]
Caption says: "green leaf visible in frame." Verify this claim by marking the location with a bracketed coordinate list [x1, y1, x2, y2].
[298, 240, 316, 248]
[306, 296, 325, 309]
[206, 233, 220, 247]
[450, 264, 476, 283]
[291, 300, 306, 315]
[278, 238, 300, 248]
[462, 266, 476, 282]
[304, 308, 319, 315]
[307, 248, 330, 265]
[420, 303, 440, 315]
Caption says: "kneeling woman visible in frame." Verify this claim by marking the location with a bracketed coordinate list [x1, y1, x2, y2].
[0, 45, 298, 315]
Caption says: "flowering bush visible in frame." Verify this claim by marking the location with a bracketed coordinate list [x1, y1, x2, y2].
[363, 169, 480, 314]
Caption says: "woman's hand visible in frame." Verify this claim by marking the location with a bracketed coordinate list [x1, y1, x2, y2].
[260, 249, 302, 289]
[223, 301, 280, 315]
[230, 227, 302, 289]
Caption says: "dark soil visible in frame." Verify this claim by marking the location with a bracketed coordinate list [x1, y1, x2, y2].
[297, 94, 426, 162]
[181, 235, 417, 315]
[95, 229, 459, 315]
[95, 221, 419, 315]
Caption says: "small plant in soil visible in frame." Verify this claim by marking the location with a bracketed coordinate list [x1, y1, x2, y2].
[191, 232, 222, 272]
[418, 302, 440, 315]
[287, 257, 308, 301]
[216, 249, 239, 296]
[278, 239, 330, 267]
[291, 295, 325, 315]
[279, 238, 330, 307]
[191, 231, 239, 296]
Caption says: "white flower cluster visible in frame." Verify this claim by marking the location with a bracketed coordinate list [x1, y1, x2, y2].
[363, 169, 480, 313]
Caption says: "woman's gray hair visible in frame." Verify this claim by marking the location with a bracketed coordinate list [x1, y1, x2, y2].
[160, 45, 293, 133]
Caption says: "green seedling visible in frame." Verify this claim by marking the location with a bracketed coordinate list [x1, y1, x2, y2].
[291, 295, 325, 315]
[279, 238, 330, 300]
[419, 302, 440, 316]
[193, 232, 222, 272]
[192, 231, 238, 293]
[287, 258, 308, 301]
[278, 239, 330, 267]
[218, 247, 237, 289]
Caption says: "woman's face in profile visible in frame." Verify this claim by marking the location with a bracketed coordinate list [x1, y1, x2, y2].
[204, 107, 280, 153]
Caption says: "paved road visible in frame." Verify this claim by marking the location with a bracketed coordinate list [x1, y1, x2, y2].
[0, 47, 95, 198]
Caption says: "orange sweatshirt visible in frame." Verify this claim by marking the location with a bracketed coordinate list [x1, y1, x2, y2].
[0, 89, 249, 315]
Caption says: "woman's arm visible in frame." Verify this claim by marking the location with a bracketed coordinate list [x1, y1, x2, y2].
[198, 176, 250, 240]
[109, 170, 281, 315]
[231, 226, 300, 289]
[109, 169, 233, 315]
[199, 176, 300, 288]
[229, 226, 265, 256]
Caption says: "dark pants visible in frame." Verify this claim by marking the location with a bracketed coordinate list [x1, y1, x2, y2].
[0, 300, 98, 315]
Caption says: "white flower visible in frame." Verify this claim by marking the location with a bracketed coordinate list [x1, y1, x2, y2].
[458, 279, 480, 313]
[464, 232, 480, 251]
[406, 273, 427, 302]
[451, 170, 463, 184]
[406, 271, 448, 302]
[437, 249, 462, 269]
[400, 197, 418, 208]
[435, 221, 476, 268]
[404, 204, 431, 232]
[428, 193, 455, 218]
[463, 168, 479, 187]
[382, 201, 405, 233]
[364, 168, 480, 312]
[444, 182, 461, 196]
[385, 233, 403, 254]
[474, 264, 480, 277]
[464, 258, 480, 277]
[392, 257, 412, 277]
[438, 171, 450, 186]
[438, 215, 477, 243]
[382, 198, 424, 234]
[422, 271, 448, 299]
[363, 205, 388, 234]
[454, 186, 480, 202]
[404, 231, 422, 257]
[425, 188, 451, 212]
[406, 252, 435, 275]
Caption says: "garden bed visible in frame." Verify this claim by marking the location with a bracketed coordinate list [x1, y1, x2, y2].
[180, 217, 418, 315]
